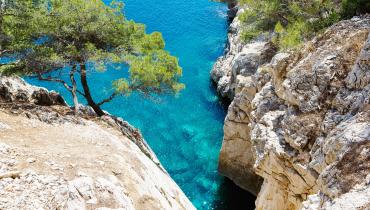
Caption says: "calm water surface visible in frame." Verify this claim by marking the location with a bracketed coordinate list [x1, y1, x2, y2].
[26, 0, 255, 209]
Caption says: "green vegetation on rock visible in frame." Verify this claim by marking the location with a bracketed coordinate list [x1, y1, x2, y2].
[341, 0, 370, 18]
[0, 0, 184, 116]
[238, 0, 370, 50]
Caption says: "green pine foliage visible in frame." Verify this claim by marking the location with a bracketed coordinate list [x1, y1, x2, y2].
[0, 0, 184, 116]
[238, 0, 368, 50]
[341, 0, 370, 18]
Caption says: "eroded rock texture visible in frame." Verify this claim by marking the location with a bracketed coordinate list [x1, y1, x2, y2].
[217, 15, 370, 210]
[0, 76, 195, 210]
[214, 5, 276, 195]
[211, 8, 276, 100]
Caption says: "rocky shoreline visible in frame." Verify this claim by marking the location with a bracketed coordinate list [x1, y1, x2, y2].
[0, 76, 195, 210]
[0, 2, 369, 209]
[213, 4, 370, 209]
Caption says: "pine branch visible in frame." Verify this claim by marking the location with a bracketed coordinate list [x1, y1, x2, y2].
[97, 92, 118, 106]
[36, 73, 86, 97]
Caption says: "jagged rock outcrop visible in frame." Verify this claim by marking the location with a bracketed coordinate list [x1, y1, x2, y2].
[0, 76, 195, 210]
[211, 7, 276, 100]
[215, 4, 275, 195]
[0, 76, 66, 106]
[217, 15, 370, 210]
[224, 0, 238, 19]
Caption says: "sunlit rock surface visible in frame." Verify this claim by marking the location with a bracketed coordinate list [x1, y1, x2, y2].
[216, 15, 370, 210]
[0, 77, 195, 210]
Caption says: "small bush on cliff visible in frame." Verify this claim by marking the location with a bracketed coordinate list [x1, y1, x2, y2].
[341, 0, 370, 18]
[0, 0, 184, 116]
[238, 0, 368, 50]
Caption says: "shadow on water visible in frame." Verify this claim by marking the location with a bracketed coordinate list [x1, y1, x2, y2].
[212, 177, 256, 210]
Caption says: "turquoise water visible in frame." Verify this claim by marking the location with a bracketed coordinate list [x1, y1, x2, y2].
[25, 0, 256, 209]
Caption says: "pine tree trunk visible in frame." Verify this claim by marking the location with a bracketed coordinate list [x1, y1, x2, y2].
[69, 66, 79, 114]
[80, 63, 105, 116]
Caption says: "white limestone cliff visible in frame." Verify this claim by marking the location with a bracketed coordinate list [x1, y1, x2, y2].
[0, 76, 195, 210]
[215, 12, 370, 210]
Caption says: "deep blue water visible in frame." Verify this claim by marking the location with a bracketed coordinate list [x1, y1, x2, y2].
[26, 0, 255, 209]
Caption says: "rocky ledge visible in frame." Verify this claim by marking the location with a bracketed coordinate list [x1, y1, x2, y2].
[214, 8, 370, 210]
[211, 6, 276, 100]
[0, 76, 195, 210]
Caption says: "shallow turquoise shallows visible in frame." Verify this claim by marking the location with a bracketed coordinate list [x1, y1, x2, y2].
[25, 0, 240, 209]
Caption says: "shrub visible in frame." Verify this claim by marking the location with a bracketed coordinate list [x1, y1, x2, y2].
[237, 0, 355, 50]
[341, 0, 370, 18]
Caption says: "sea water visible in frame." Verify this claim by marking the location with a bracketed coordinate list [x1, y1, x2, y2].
[26, 0, 255, 209]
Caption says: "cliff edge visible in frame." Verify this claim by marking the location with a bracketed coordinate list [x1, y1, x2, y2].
[0, 76, 195, 210]
[213, 7, 370, 210]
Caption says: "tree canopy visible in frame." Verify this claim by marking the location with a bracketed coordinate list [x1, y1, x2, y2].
[0, 0, 184, 116]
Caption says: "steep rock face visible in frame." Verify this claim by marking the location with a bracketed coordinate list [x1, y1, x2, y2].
[218, 16, 370, 210]
[211, 8, 276, 100]
[215, 5, 275, 195]
[0, 76, 195, 210]
[223, 0, 238, 19]
[253, 17, 370, 209]
[218, 68, 270, 195]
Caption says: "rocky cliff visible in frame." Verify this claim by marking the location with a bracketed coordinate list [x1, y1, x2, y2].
[213, 6, 370, 210]
[212, 5, 276, 195]
[0, 76, 195, 210]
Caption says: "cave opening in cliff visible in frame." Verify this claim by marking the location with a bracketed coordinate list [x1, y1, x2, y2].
[212, 177, 256, 210]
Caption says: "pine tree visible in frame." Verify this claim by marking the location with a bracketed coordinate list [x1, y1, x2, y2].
[0, 0, 184, 116]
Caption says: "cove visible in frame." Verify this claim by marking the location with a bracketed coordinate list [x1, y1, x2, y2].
[26, 0, 255, 209]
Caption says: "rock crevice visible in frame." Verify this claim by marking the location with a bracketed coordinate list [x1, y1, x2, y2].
[215, 11, 370, 209]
